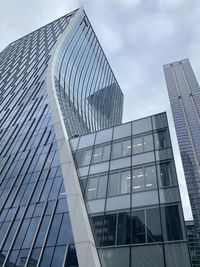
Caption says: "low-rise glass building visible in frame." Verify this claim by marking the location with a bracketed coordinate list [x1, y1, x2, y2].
[71, 112, 192, 267]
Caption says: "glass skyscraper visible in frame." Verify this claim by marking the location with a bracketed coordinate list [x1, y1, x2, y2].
[163, 59, 200, 266]
[0, 7, 192, 267]
[0, 8, 123, 267]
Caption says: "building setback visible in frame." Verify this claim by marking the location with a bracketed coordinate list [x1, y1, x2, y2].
[164, 59, 200, 266]
[0, 8, 192, 267]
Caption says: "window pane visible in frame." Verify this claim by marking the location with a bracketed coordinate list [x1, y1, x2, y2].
[132, 209, 145, 244]
[117, 212, 131, 245]
[108, 172, 120, 196]
[154, 130, 170, 150]
[65, 245, 78, 267]
[120, 170, 131, 194]
[87, 177, 98, 200]
[46, 214, 62, 246]
[75, 150, 84, 166]
[40, 247, 54, 267]
[144, 165, 157, 190]
[97, 175, 108, 198]
[132, 168, 144, 192]
[57, 213, 74, 245]
[22, 217, 40, 248]
[90, 215, 104, 246]
[122, 139, 131, 157]
[99, 247, 130, 267]
[51, 246, 66, 267]
[27, 248, 40, 266]
[161, 205, 183, 241]
[92, 147, 102, 164]
[102, 214, 117, 246]
[112, 142, 122, 159]
[83, 149, 92, 165]
[132, 117, 152, 135]
[131, 244, 165, 267]
[13, 218, 31, 249]
[133, 137, 143, 154]
[146, 208, 162, 242]
[35, 216, 50, 247]
[102, 144, 111, 161]
[164, 243, 191, 267]
[157, 161, 177, 187]
[143, 134, 153, 152]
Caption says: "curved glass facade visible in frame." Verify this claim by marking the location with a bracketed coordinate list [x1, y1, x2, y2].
[53, 10, 123, 138]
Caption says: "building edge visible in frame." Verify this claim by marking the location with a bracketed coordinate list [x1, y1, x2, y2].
[46, 8, 101, 267]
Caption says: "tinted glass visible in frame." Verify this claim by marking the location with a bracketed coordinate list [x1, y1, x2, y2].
[132, 209, 145, 244]
[146, 208, 162, 242]
[102, 214, 117, 246]
[117, 212, 131, 245]
[161, 205, 183, 241]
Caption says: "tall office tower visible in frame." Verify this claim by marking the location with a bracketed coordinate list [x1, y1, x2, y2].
[0, 8, 123, 267]
[163, 59, 200, 265]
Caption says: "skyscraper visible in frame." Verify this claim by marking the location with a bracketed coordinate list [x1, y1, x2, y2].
[0, 6, 192, 267]
[0, 8, 123, 267]
[163, 59, 200, 266]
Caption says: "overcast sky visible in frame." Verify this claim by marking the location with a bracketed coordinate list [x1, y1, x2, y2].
[1, 0, 199, 219]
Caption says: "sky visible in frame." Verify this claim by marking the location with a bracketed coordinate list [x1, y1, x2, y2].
[0, 0, 199, 219]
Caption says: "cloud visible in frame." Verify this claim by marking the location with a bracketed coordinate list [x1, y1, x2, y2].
[0, 0, 79, 51]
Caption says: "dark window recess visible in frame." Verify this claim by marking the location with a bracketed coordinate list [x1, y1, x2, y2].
[90, 215, 104, 246]
[102, 214, 117, 246]
[65, 245, 79, 267]
[161, 205, 183, 241]
[117, 212, 131, 245]
[146, 208, 162, 243]
[131, 210, 145, 244]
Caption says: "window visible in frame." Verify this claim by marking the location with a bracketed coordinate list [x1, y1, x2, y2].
[132, 168, 144, 191]
[92, 144, 111, 164]
[75, 148, 92, 167]
[117, 212, 131, 245]
[111, 138, 131, 159]
[146, 208, 162, 242]
[132, 207, 162, 244]
[102, 214, 117, 246]
[133, 134, 153, 154]
[132, 165, 157, 192]
[90, 215, 104, 246]
[131, 244, 165, 267]
[86, 174, 108, 200]
[157, 161, 177, 187]
[154, 129, 171, 150]
[161, 205, 183, 241]
[132, 209, 145, 244]
[108, 170, 131, 196]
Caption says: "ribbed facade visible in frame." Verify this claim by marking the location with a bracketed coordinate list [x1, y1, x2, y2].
[163, 59, 200, 266]
[0, 8, 123, 267]
[53, 12, 123, 138]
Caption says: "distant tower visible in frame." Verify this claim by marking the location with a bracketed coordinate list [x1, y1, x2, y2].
[164, 59, 200, 266]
